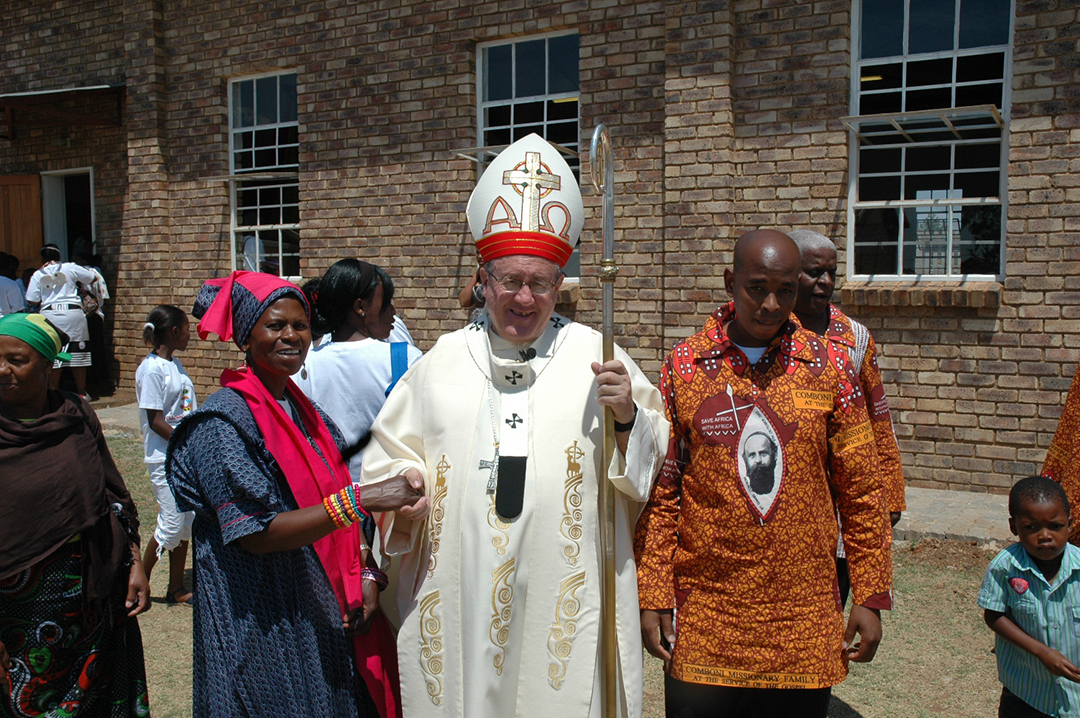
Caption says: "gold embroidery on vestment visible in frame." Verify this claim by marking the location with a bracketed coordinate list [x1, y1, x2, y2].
[418, 591, 444, 705]
[547, 570, 586, 689]
[490, 558, 516, 675]
[427, 455, 450, 579]
[487, 494, 512, 555]
[561, 441, 585, 567]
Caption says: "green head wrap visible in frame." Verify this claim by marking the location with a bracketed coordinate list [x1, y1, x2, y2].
[0, 313, 72, 363]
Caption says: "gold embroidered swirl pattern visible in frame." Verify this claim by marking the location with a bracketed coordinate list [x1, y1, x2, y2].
[561, 441, 585, 567]
[418, 590, 444, 705]
[547, 570, 586, 689]
[490, 558, 516, 675]
[427, 455, 450, 579]
[487, 494, 512, 555]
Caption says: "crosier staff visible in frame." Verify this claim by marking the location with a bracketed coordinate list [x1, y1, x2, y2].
[590, 123, 619, 718]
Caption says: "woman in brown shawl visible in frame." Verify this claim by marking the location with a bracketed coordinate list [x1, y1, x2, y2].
[0, 313, 151, 718]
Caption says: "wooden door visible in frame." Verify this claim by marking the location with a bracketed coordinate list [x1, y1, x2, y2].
[0, 175, 42, 273]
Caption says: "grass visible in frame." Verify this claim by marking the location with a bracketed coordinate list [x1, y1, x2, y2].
[108, 431, 1004, 718]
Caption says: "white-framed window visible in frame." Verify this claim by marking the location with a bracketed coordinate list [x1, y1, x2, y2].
[478, 31, 581, 276]
[846, 0, 1012, 279]
[228, 70, 300, 277]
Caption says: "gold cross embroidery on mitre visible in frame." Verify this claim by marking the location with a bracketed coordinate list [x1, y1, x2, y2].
[502, 151, 561, 232]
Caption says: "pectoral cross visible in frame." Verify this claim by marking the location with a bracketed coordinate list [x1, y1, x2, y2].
[480, 444, 500, 492]
[503, 150, 561, 232]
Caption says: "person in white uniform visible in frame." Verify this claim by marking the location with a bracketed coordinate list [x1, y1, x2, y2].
[24, 244, 97, 398]
[361, 133, 669, 718]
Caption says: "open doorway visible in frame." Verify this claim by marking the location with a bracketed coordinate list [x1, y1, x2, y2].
[41, 168, 95, 259]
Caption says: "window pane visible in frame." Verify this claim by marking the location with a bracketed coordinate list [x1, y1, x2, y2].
[256, 76, 278, 125]
[236, 151, 253, 170]
[861, 91, 902, 115]
[955, 170, 1000, 198]
[861, 147, 902, 173]
[957, 53, 1005, 82]
[280, 229, 301, 276]
[547, 121, 578, 147]
[239, 131, 254, 150]
[861, 63, 903, 90]
[548, 98, 577, 122]
[854, 208, 900, 274]
[282, 205, 300, 224]
[259, 206, 281, 225]
[513, 124, 543, 141]
[279, 126, 298, 146]
[908, 58, 953, 87]
[906, 87, 952, 111]
[955, 142, 1000, 169]
[234, 80, 253, 128]
[859, 176, 901, 202]
[548, 34, 579, 94]
[240, 207, 258, 225]
[256, 230, 282, 275]
[279, 74, 297, 123]
[959, 0, 1010, 48]
[905, 173, 950, 199]
[486, 105, 511, 127]
[903, 205, 953, 275]
[860, 0, 904, 59]
[254, 148, 276, 168]
[515, 39, 546, 97]
[255, 128, 276, 148]
[485, 128, 511, 146]
[906, 145, 950, 172]
[956, 82, 1003, 108]
[957, 205, 1001, 273]
[485, 45, 512, 102]
[283, 185, 299, 204]
[278, 145, 298, 167]
[514, 100, 544, 125]
[909, 0, 957, 54]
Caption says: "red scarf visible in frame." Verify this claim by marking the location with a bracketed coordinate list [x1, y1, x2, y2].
[222, 367, 401, 718]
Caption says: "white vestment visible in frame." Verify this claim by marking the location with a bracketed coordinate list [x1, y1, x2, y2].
[361, 312, 667, 718]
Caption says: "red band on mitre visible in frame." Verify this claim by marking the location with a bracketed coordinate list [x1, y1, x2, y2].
[476, 231, 574, 267]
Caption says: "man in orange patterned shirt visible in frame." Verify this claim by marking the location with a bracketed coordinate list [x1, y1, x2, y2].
[1042, 363, 1080, 544]
[791, 229, 906, 607]
[634, 230, 893, 717]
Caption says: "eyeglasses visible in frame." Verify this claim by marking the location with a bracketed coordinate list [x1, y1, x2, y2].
[487, 270, 560, 297]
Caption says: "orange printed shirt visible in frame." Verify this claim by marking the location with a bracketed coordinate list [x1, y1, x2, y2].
[1043, 362, 1080, 544]
[634, 303, 893, 689]
[823, 306, 906, 513]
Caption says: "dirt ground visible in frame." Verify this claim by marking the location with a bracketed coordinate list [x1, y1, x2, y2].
[111, 432, 1005, 718]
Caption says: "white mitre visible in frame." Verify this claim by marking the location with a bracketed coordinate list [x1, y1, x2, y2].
[466, 133, 584, 268]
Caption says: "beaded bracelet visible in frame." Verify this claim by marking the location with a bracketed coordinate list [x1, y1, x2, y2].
[361, 567, 389, 591]
[323, 485, 368, 531]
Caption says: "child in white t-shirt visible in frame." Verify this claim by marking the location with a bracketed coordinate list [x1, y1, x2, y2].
[136, 305, 197, 605]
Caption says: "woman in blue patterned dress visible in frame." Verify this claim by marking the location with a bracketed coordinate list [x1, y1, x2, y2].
[0, 313, 151, 718]
[166, 272, 426, 718]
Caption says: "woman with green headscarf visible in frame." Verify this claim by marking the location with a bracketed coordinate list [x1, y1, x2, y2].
[0, 313, 152, 718]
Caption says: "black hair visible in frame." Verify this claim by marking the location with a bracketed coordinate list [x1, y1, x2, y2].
[308, 258, 393, 337]
[1009, 475, 1070, 518]
[143, 304, 189, 347]
[40, 244, 62, 262]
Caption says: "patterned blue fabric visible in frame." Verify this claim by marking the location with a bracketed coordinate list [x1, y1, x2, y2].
[166, 388, 372, 718]
[979, 542, 1080, 717]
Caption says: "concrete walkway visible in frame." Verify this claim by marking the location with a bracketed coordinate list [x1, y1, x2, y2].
[94, 401, 1013, 546]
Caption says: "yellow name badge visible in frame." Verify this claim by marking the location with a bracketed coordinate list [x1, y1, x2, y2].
[829, 421, 874, 454]
[791, 389, 833, 411]
[1047, 442, 1067, 465]
[681, 664, 822, 689]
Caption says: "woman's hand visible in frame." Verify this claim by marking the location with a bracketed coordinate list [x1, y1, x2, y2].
[126, 549, 151, 617]
[362, 469, 428, 517]
[344, 578, 382, 636]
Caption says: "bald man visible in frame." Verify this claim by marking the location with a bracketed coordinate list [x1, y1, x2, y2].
[634, 229, 893, 718]
[790, 229, 906, 608]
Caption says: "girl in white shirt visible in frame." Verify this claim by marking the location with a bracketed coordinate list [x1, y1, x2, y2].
[295, 259, 422, 479]
[135, 305, 197, 604]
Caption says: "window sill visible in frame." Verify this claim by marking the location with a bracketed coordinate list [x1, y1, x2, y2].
[839, 280, 1001, 309]
[555, 281, 580, 306]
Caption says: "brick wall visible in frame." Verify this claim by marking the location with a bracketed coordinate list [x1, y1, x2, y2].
[1, 0, 1078, 495]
